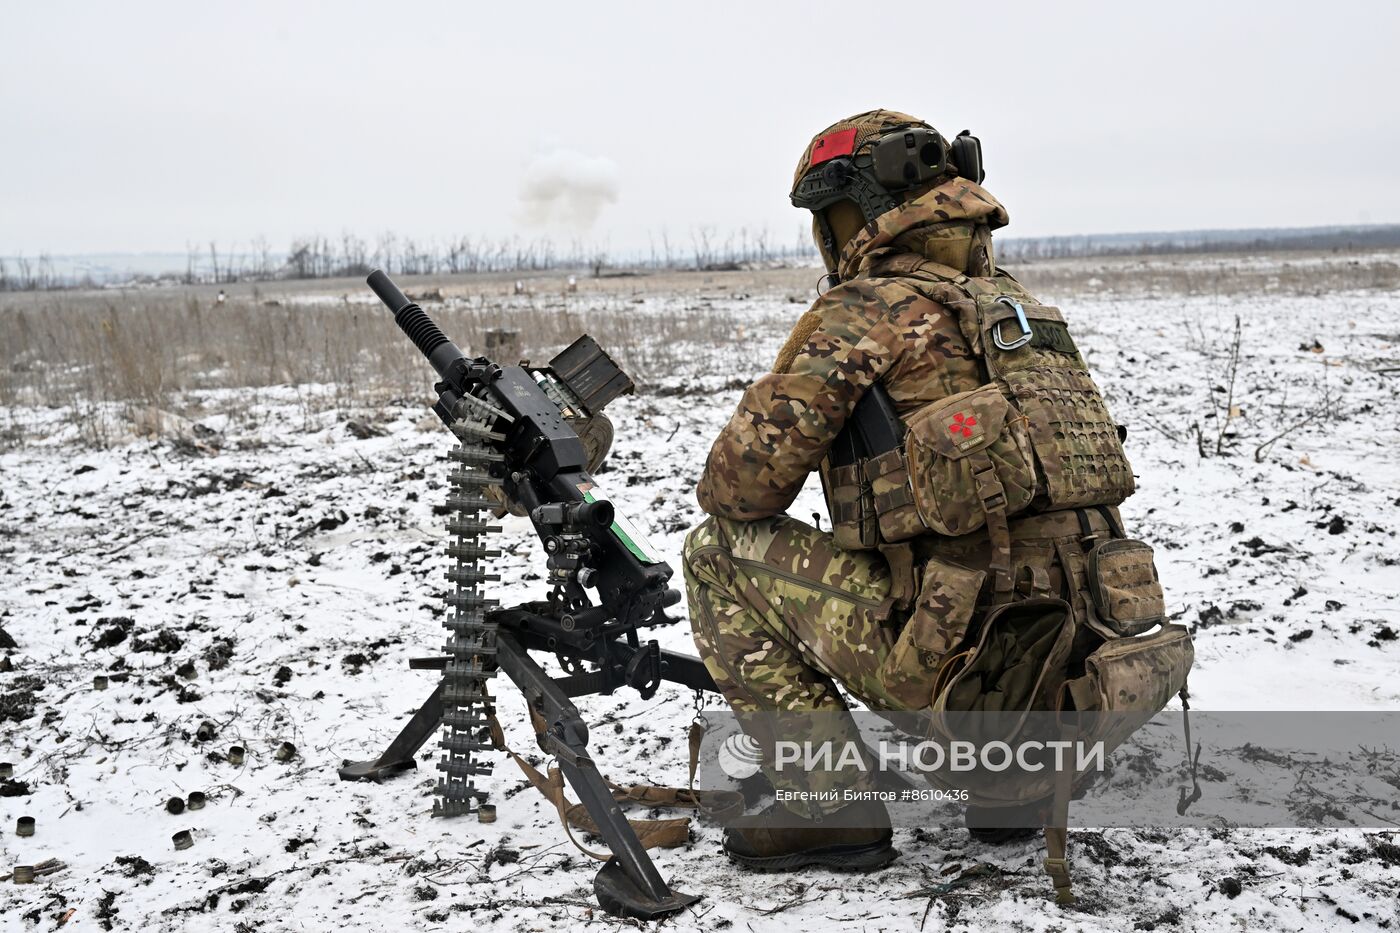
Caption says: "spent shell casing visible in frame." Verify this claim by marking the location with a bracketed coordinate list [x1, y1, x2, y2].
[16, 816, 35, 837]
[165, 796, 185, 815]
[12, 865, 35, 884]
[477, 804, 497, 824]
[274, 742, 296, 762]
[227, 745, 245, 766]
[186, 791, 206, 810]
[92, 675, 108, 691]
[172, 830, 193, 851]
[0, 762, 13, 779]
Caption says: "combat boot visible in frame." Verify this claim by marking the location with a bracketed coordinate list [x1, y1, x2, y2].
[723, 799, 896, 872]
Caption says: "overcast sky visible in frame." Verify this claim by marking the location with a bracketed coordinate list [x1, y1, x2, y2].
[3, 1, 1398, 256]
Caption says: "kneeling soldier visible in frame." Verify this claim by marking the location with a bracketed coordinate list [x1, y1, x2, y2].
[684, 109, 1166, 873]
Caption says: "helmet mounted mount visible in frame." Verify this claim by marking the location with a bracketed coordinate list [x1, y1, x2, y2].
[792, 120, 986, 280]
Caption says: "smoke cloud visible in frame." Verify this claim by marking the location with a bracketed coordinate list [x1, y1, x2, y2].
[518, 148, 620, 232]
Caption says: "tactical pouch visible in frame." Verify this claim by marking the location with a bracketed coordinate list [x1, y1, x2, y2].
[819, 458, 879, 551]
[902, 383, 1038, 537]
[878, 556, 986, 709]
[863, 448, 926, 544]
[1084, 538, 1166, 637]
[1063, 623, 1194, 756]
[928, 597, 1077, 738]
[1070, 624, 1193, 715]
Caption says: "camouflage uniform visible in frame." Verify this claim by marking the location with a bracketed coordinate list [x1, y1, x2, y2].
[683, 137, 1134, 811]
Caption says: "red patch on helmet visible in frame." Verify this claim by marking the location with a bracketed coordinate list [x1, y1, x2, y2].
[809, 128, 858, 166]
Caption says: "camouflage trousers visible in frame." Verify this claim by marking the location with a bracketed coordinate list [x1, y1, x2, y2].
[683, 514, 901, 815]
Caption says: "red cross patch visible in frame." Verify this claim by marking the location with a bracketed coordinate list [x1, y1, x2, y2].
[946, 411, 980, 439]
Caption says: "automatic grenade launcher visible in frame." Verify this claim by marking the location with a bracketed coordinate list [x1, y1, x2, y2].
[340, 270, 718, 920]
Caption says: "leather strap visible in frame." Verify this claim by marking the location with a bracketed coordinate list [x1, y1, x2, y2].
[485, 703, 742, 862]
[1073, 508, 1095, 541]
[1095, 505, 1125, 539]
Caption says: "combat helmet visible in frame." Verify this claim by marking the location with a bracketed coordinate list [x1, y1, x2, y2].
[790, 109, 984, 270]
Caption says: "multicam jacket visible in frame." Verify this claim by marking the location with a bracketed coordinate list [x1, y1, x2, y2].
[696, 177, 1009, 521]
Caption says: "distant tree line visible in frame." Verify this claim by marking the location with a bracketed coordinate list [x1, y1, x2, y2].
[0, 227, 819, 291]
[997, 224, 1400, 262]
[6, 223, 1400, 291]
[0, 254, 64, 291]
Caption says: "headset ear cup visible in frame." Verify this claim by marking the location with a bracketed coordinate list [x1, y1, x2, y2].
[952, 131, 984, 183]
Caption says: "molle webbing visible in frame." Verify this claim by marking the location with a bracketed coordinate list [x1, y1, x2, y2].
[904, 265, 1135, 512]
[868, 449, 914, 513]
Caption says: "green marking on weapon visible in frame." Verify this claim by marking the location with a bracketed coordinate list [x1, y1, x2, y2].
[582, 488, 659, 564]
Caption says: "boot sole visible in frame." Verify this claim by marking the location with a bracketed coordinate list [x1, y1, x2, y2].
[724, 840, 898, 874]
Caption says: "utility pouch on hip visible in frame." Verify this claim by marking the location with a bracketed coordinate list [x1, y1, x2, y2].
[878, 556, 986, 710]
[1084, 538, 1166, 638]
[1062, 623, 1194, 756]
[1067, 624, 1194, 714]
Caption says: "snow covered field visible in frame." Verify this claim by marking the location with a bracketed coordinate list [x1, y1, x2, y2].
[2, 254, 1398, 931]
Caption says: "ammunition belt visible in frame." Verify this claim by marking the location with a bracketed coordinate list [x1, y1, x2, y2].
[433, 402, 507, 817]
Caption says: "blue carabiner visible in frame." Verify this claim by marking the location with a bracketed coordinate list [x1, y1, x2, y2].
[992, 296, 1034, 351]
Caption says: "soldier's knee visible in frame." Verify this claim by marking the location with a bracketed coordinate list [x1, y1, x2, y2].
[684, 515, 749, 599]
[685, 514, 744, 568]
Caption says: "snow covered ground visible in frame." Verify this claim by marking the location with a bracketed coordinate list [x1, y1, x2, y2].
[2, 254, 1398, 931]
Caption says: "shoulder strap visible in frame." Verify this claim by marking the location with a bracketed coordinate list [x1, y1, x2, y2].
[1095, 505, 1125, 539]
[970, 450, 1014, 597]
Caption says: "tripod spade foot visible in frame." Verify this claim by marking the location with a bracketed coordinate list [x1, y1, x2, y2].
[337, 682, 445, 782]
[593, 858, 701, 920]
[337, 755, 418, 782]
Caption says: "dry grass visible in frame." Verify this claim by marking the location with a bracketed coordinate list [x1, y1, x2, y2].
[2, 250, 1395, 448]
[0, 275, 776, 446]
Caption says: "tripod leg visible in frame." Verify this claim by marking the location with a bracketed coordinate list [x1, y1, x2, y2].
[338, 683, 444, 782]
[496, 633, 700, 920]
[657, 647, 717, 693]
